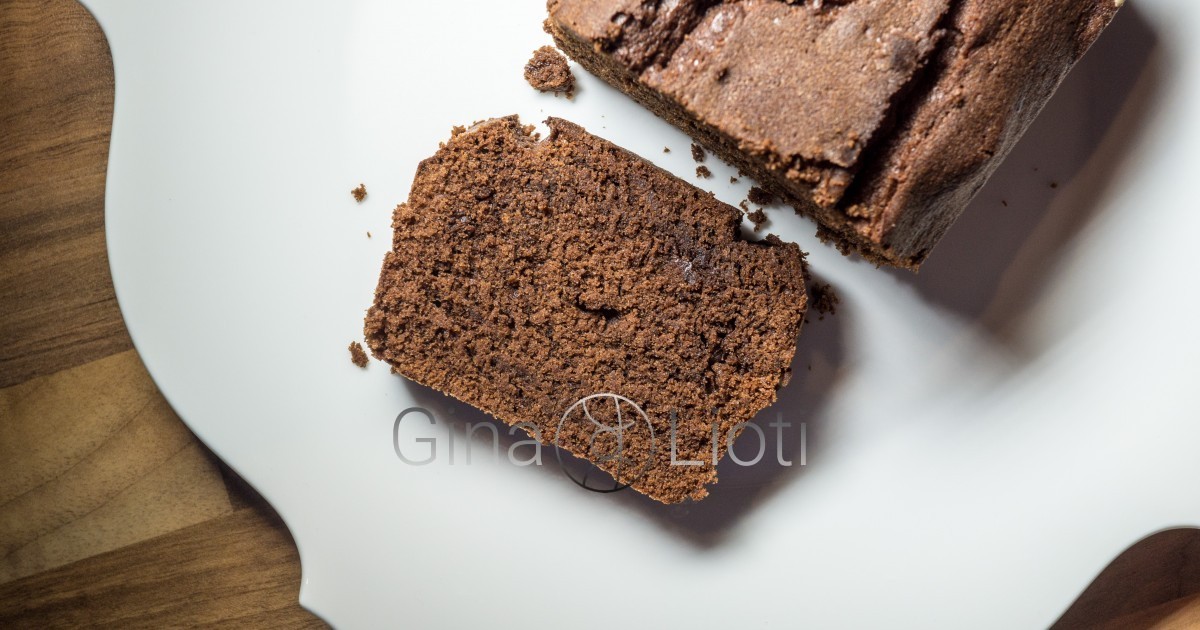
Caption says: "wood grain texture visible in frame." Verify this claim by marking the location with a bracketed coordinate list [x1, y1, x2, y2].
[0, 350, 234, 584]
[0, 1, 326, 626]
[1054, 528, 1200, 629]
[0, 0, 131, 389]
[0, 507, 326, 629]
[1094, 593, 1200, 630]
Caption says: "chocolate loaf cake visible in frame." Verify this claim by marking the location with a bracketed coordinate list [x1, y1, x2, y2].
[365, 116, 808, 503]
[546, 0, 1122, 269]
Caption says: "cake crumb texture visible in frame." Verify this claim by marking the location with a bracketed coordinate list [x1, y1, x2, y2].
[365, 116, 808, 503]
[748, 186, 776, 206]
[747, 207, 768, 231]
[524, 46, 576, 96]
[349, 341, 369, 368]
[809, 281, 840, 320]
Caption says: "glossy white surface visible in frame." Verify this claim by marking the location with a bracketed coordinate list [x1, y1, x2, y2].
[84, 1, 1195, 627]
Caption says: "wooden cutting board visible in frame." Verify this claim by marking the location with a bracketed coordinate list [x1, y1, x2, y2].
[0, 1, 1194, 627]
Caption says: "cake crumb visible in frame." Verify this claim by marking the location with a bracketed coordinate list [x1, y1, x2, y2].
[663, 147, 671, 154]
[1050, 181, 1059, 189]
[739, 200, 750, 212]
[696, 165, 712, 179]
[730, 176, 739, 184]
[349, 341, 369, 368]
[809, 281, 841, 321]
[748, 186, 776, 206]
[1001, 200, 1008, 207]
[367, 231, 372, 238]
[747, 208, 768, 231]
[691, 142, 705, 163]
[351, 184, 368, 203]
[524, 46, 575, 97]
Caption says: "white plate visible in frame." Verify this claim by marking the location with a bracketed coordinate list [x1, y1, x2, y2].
[86, 1, 1197, 627]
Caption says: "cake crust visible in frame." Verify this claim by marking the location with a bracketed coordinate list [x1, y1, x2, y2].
[546, 0, 1122, 268]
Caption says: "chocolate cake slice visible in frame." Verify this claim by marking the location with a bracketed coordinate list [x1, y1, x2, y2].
[365, 116, 808, 503]
[546, 0, 1123, 269]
